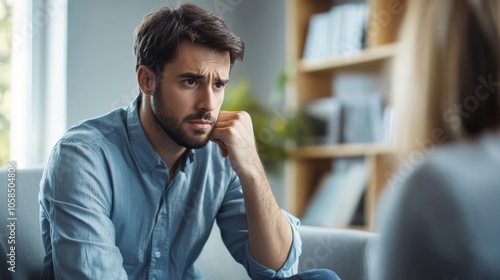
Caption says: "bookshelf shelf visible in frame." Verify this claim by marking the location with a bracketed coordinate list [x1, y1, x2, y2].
[299, 43, 398, 73]
[295, 144, 393, 159]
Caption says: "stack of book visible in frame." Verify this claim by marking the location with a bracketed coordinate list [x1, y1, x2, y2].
[303, 3, 369, 61]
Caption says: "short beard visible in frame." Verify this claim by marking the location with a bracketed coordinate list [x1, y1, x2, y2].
[150, 80, 216, 149]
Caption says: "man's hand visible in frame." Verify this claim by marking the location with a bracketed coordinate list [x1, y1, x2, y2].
[210, 111, 261, 177]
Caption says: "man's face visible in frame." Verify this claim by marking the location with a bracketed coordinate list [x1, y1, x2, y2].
[150, 41, 231, 149]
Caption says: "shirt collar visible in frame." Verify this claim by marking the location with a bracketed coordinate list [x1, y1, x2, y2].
[126, 95, 196, 172]
[185, 149, 196, 168]
[127, 95, 163, 172]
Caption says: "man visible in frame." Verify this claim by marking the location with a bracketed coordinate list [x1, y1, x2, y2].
[39, 3, 338, 279]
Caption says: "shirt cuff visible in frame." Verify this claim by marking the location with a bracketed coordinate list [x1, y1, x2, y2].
[245, 210, 302, 279]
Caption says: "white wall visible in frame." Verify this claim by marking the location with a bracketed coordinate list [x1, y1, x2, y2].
[221, 0, 286, 103]
[66, 0, 164, 126]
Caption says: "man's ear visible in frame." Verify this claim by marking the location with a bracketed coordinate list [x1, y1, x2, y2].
[137, 65, 156, 96]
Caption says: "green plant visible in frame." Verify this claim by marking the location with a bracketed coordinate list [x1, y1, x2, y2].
[222, 68, 311, 174]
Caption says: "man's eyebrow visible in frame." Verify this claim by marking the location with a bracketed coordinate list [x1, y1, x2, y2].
[178, 72, 230, 84]
[178, 73, 205, 80]
[218, 78, 230, 84]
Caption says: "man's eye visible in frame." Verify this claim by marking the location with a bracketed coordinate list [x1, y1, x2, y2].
[214, 83, 224, 89]
[183, 79, 197, 86]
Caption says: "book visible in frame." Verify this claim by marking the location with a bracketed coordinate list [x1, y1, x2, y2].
[332, 159, 368, 227]
[329, 5, 344, 57]
[383, 105, 395, 143]
[303, 11, 330, 61]
[338, 3, 368, 57]
[301, 171, 343, 226]
[367, 91, 385, 143]
[301, 158, 368, 227]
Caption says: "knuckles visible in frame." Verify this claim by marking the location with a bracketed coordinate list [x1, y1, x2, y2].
[236, 111, 250, 120]
[221, 111, 250, 120]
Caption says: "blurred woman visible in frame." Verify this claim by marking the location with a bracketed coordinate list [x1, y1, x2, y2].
[376, 0, 500, 279]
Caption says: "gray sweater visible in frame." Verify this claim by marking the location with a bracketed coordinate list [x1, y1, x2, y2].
[375, 132, 500, 280]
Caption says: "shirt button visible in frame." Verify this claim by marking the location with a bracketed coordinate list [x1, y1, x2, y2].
[155, 251, 161, 258]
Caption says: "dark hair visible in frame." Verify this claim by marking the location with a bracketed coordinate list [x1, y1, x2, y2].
[457, 2, 500, 136]
[133, 3, 245, 75]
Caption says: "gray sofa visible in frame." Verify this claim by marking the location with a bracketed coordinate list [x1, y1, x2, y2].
[0, 168, 377, 280]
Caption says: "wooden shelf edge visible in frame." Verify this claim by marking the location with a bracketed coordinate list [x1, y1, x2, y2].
[299, 43, 398, 73]
[294, 143, 394, 159]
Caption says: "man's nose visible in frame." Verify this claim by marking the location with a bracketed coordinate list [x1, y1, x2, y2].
[197, 85, 215, 112]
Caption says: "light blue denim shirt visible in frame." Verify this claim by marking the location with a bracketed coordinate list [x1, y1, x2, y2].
[39, 96, 301, 279]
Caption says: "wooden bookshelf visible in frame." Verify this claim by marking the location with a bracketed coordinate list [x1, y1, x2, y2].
[285, 0, 407, 230]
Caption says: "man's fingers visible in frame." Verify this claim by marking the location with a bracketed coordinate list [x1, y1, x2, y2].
[214, 119, 233, 128]
[217, 111, 246, 122]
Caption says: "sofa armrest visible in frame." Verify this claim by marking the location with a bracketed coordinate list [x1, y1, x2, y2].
[0, 168, 45, 280]
[298, 225, 378, 280]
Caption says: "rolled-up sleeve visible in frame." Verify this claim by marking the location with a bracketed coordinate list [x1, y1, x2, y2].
[39, 140, 128, 279]
[216, 172, 302, 279]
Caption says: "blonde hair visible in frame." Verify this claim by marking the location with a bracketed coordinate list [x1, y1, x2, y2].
[392, 0, 500, 154]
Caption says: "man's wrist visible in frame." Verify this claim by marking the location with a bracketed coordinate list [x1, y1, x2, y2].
[235, 157, 267, 187]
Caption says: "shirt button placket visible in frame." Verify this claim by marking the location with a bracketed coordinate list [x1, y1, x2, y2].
[149, 167, 169, 280]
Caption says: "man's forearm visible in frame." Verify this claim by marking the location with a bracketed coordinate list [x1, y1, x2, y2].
[210, 111, 294, 270]
[239, 163, 293, 271]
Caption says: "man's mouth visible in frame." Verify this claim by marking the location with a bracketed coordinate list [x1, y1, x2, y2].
[187, 120, 212, 129]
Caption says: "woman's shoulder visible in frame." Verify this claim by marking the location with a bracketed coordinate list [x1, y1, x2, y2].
[422, 132, 500, 189]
